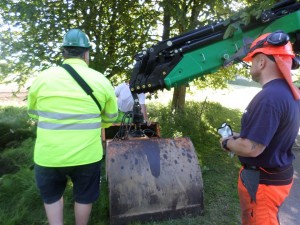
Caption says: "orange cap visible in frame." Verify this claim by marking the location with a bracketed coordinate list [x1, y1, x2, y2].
[243, 33, 295, 62]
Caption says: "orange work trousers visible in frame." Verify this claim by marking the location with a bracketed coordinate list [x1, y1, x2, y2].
[238, 168, 293, 225]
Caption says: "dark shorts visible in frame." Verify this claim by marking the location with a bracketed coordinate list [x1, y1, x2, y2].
[34, 161, 101, 204]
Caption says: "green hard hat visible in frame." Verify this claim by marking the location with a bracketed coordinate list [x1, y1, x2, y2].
[62, 29, 91, 48]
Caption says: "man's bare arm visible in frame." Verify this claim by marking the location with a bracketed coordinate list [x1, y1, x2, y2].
[220, 136, 266, 157]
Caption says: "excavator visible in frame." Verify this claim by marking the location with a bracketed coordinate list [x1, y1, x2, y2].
[104, 0, 300, 224]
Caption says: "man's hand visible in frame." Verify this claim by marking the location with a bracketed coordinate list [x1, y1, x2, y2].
[219, 137, 231, 152]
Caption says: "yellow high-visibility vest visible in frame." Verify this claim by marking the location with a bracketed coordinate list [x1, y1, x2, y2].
[28, 58, 118, 167]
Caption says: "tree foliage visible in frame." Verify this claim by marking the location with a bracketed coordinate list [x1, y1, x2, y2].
[0, 0, 160, 87]
[0, 0, 278, 93]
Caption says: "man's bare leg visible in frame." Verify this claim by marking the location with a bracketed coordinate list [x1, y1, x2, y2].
[74, 202, 92, 225]
[44, 197, 64, 225]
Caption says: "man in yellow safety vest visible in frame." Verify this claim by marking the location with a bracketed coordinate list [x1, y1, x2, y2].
[27, 28, 118, 225]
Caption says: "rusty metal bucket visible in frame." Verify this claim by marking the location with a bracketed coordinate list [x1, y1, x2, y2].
[106, 137, 204, 225]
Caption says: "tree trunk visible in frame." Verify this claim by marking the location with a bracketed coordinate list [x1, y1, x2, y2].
[162, 2, 187, 112]
[172, 85, 186, 111]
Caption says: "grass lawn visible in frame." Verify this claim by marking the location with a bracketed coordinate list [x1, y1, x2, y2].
[0, 85, 260, 225]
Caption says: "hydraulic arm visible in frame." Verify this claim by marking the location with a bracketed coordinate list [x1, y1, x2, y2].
[129, 0, 300, 94]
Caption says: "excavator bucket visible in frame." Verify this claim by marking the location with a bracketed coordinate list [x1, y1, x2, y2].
[106, 137, 204, 225]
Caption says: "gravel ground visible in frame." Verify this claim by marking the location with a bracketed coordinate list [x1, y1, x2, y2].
[0, 92, 27, 107]
[149, 84, 261, 111]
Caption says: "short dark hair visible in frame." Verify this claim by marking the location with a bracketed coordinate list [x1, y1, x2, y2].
[62, 46, 88, 58]
[252, 53, 275, 62]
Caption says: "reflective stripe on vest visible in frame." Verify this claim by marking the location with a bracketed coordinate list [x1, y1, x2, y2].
[105, 112, 118, 118]
[29, 110, 101, 130]
[29, 110, 118, 120]
[38, 121, 101, 130]
[28, 110, 100, 120]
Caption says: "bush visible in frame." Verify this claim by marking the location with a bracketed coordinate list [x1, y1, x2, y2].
[0, 106, 36, 150]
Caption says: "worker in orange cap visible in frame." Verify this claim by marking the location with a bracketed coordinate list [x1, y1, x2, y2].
[219, 31, 300, 225]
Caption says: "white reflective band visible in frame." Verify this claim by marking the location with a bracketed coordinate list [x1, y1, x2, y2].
[28, 110, 100, 120]
[102, 119, 115, 123]
[105, 112, 118, 118]
[38, 121, 101, 130]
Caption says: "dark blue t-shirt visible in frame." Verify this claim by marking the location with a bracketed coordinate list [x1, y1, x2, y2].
[239, 79, 300, 168]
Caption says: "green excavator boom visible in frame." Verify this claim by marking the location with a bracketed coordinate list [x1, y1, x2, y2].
[130, 0, 300, 93]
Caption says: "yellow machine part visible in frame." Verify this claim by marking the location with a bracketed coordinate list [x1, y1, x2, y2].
[106, 137, 204, 225]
